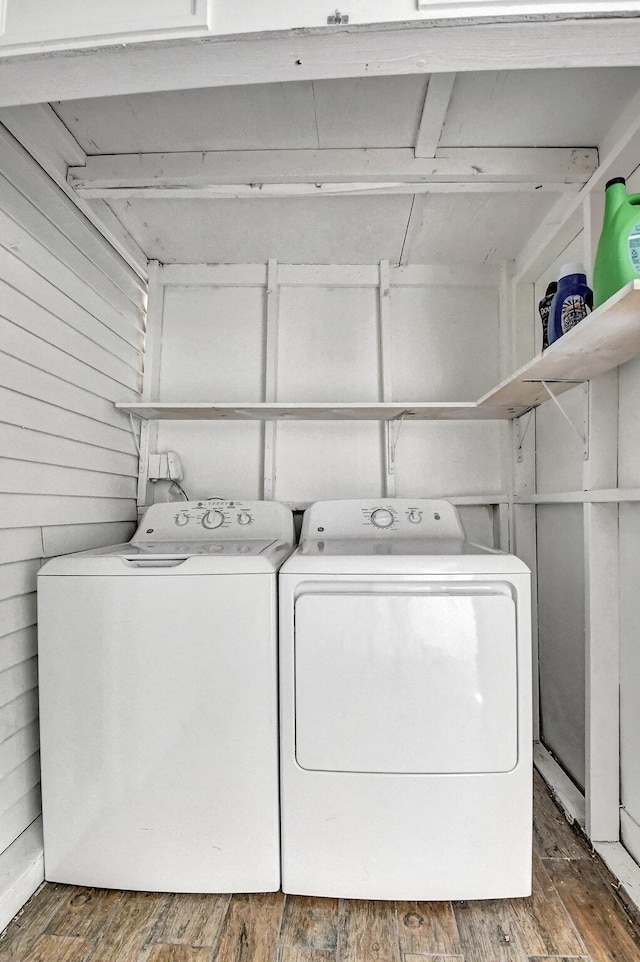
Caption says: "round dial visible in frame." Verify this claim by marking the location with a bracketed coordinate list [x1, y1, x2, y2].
[408, 510, 422, 524]
[175, 512, 189, 527]
[201, 509, 225, 530]
[237, 511, 252, 526]
[371, 508, 394, 529]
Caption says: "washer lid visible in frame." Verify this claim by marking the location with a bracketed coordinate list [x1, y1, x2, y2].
[38, 538, 293, 575]
[120, 539, 278, 556]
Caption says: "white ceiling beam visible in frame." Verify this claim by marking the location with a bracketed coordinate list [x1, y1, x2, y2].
[414, 73, 456, 159]
[68, 147, 597, 199]
[1, 18, 640, 108]
[67, 182, 588, 200]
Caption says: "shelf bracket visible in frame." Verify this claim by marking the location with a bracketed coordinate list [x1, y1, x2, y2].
[514, 410, 534, 464]
[539, 380, 590, 460]
[386, 410, 408, 475]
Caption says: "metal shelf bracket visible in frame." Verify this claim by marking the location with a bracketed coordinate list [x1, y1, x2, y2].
[538, 379, 590, 460]
[514, 409, 534, 464]
[386, 410, 408, 475]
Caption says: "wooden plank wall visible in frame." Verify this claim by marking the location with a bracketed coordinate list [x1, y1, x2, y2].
[147, 262, 507, 511]
[0, 123, 146, 916]
[515, 148, 640, 877]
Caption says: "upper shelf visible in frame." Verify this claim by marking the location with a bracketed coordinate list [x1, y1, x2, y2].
[116, 282, 640, 423]
[478, 280, 640, 417]
[115, 401, 496, 421]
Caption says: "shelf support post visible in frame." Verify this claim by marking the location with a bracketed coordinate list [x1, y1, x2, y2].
[378, 260, 396, 497]
[263, 258, 279, 500]
[137, 260, 164, 509]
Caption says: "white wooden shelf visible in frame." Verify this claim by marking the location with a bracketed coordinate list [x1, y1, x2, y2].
[477, 280, 640, 417]
[116, 401, 496, 421]
[116, 282, 640, 423]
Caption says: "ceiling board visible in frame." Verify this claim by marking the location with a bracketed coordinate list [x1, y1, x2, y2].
[407, 192, 557, 265]
[51, 75, 429, 155]
[312, 75, 428, 149]
[100, 195, 414, 265]
[440, 67, 640, 148]
[52, 82, 319, 153]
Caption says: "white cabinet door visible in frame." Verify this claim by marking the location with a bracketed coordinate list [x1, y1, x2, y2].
[1, 0, 209, 51]
[416, 1, 637, 13]
[294, 585, 518, 774]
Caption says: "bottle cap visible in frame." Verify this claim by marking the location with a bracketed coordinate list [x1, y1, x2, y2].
[558, 262, 585, 279]
[606, 177, 626, 190]
[545, 281, 558, 296]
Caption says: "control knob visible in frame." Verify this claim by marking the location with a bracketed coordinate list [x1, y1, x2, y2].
[202, 509, 225, 530]
[175, 512, 189, 527]
[371, 508, 394, 529]
[237, 511, 252, 525]
[408, 510, 422, 524]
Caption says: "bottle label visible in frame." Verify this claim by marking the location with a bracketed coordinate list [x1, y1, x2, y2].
[629, 222, 640, 274]
[560, 294, 590, 333]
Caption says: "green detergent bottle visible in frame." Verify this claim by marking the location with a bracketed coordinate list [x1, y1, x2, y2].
[593, 177, 640, 307]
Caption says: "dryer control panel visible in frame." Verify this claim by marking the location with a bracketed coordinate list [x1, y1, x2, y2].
[300, 499, 465, 541]
[133, 500, 294, 544]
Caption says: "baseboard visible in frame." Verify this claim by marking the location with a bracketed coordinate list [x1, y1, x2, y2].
[533, 740, 586, 827]
[593, 840, 640, 916]
[0, 818, 44, 935]
[534, 742, 640, 916]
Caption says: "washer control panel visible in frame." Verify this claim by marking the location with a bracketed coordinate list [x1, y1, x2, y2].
[301, 499, 465, 541]
[133, 499, 294, 544]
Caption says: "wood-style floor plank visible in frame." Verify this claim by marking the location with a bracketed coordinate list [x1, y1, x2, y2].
[338, 899, 401, 962]
[396, 901, 461, 956]
[277, 950, 336, 962]
[403, 955, 464, 962]
[154, 893, 230, 948]
[526, 957, 589, 962]
[22, 934, 93, 962]
[505, 855, 586, 957]
[544, 856, 640, 962]
[45, 886, 122, 939]
[0, 883, 70, 962]
[84, 890, 169, 962]
[532, 772, 586, 861]
[453, 899, 527, 962]
[147, 946, 212, 962]
[279, 896, 339, 951]
[213, 892, 285, 962]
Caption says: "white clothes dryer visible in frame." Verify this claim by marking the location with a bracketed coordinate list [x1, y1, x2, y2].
[37, 499, 294, 893]
[279, 499, 532, 900]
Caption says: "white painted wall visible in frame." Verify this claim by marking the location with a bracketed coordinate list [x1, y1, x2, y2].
[149, 264, 505, 509]
[619, 502, 640, 865]
[530, 233, 588, 792]
[614, 166, 640, 866]
[536, 504, 586, 791]
[0, 124, 145, 928]
[523, 156, 640, 870]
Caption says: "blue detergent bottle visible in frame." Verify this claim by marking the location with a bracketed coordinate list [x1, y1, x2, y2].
[547, 262, 593, 345]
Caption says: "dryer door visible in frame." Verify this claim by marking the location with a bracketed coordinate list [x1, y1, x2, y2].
[294, 583, 518, 774]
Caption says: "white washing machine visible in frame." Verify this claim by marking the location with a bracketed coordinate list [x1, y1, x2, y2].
[37, 499, 294, 893]
[279, 499, 532, 900]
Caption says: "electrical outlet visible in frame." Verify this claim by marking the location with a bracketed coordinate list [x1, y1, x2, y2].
[148, 452, 183, 482]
